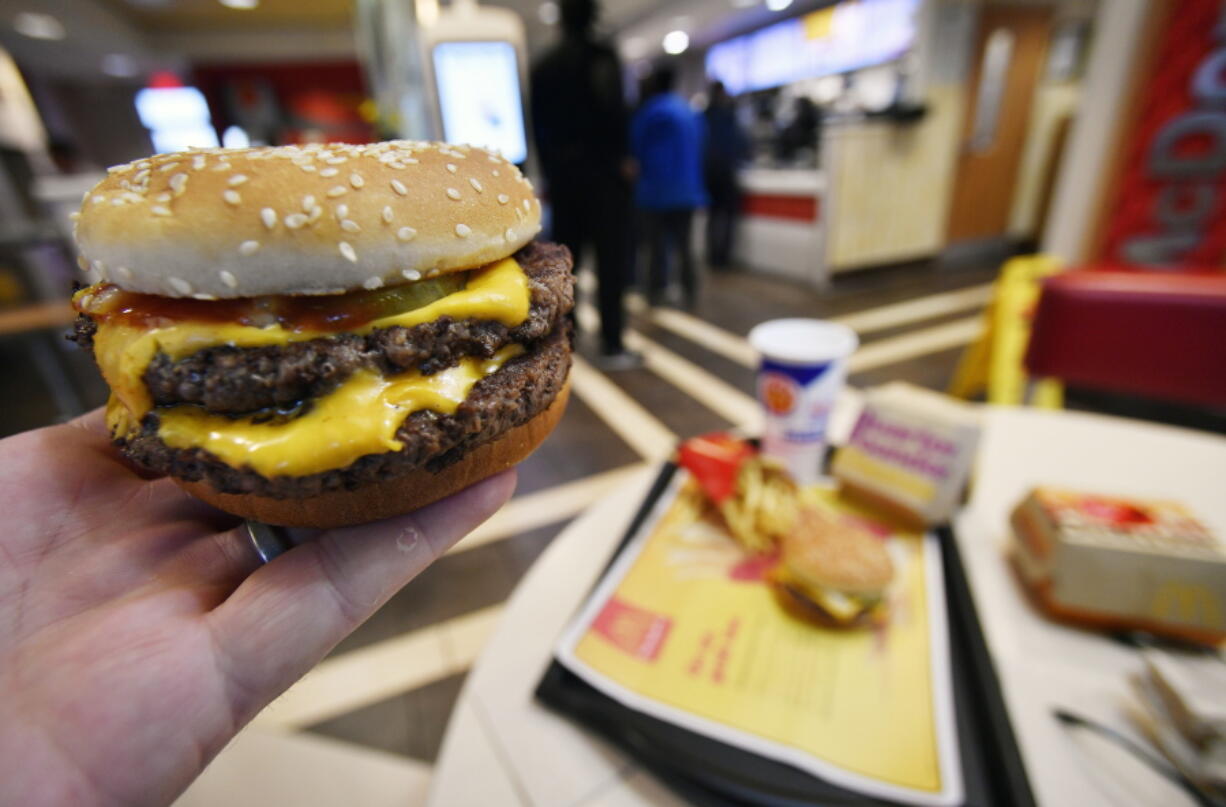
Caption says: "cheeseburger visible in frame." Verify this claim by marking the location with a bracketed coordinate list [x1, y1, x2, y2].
[771, 510, 894, 628]
[70, 141, 573, 528]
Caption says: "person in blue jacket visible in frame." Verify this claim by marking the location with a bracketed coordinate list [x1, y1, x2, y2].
[631, 66, 707, 307]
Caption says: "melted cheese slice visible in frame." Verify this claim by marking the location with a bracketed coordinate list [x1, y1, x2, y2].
[776, 567, 880, 624]
[156, 345, 522, 477]
[92, 257, 530, 423]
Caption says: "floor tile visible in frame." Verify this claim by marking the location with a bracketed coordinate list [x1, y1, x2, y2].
[174, 727, 431, 807]
[332, 539, 518, 657]
[304, 672, 468, 763]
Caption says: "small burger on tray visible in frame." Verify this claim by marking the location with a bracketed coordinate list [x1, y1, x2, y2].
[771, 510, 894, 628]
[70, 141, 573, 528]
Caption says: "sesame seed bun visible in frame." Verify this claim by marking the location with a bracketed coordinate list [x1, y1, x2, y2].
[74, 141, 542, 299]
[779, 511, 894, 595]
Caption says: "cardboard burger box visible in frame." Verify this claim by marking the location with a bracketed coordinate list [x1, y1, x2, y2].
[1010, 488, 1226, 645]
[832, 383, 981, 529]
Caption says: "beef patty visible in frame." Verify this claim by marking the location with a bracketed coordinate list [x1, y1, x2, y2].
[117, 321, 572, 499]
[72, 240, 574, 415]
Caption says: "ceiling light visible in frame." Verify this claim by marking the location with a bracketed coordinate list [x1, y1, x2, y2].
[218, 0, 259, 9]
[662, 30, 689, 55]
[765, 0, 793, 10]
[13, 12, 66, 40]
[538, 1, 559, 25]
[101, 53, 139, 78]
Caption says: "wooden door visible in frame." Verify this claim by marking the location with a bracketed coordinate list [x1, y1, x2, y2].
[946, 5, 1052, 243]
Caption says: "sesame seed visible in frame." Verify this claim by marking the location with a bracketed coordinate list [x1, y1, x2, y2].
[300, 164, 317, 172]
[169, 277, 193, 295]
[350, 173, 365, 188]
[455, 223, 472, 238]
[390, 179, 407, 196]
[192, 293, 218, 301]
[339, 241, 358, 262]
[446, 188, 462, 201]
[497, 194, 509, 205]
[492, 169, 500, 177]
[219, 270, 238, 289]
[284, 213, 308, 229]
[446, 163, 458, 173]
[92, 195, 105, 204]
[155, 192, 172, 202]
[151, 205, 172, 216]
[397, 226, 416, 241]
[341, 219, 361, 233]
[404, 158, 419, 164]
[116, 265, 133, 281]
[335, 204, 350, 219]
[469, 177, 484, 193]
[169, 173, 188, 195]
[112, 198, 126, 206]
[402, 268, 422, 281]
[319, 167, 339, 177]
[327, 186, 348, 198]
[228, 174, 249, 186]
[504, 227, 515, 241]
[223, 189, 241, 206]
[326, 156, 347, 165]
[308, 206, 323, 223]
[522, 198, 530, 210]
[157, 161, 180, 173]
[239, 240, 260, 256]
[382, 206, 394, 224]
[192, 156, 207, 170]
[362, 276, 383, 290]
[259, 208, 277, 229]
[302, 195, 316, 211]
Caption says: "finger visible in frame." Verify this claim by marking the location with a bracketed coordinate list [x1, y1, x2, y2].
[68, 406, 109, 440]
[204, 470, 516, 721]
[155, 521, 262, 599]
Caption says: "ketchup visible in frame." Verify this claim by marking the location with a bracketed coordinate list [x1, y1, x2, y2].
[75, 276, 463, 333]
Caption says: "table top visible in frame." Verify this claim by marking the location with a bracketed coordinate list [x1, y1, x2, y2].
[427, 407, 1226, 807]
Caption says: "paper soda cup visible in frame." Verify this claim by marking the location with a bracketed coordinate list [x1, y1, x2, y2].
[747, 318, 858, 484]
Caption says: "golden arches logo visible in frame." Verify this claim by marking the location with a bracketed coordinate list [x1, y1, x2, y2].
[1149, 583, 1222, 627]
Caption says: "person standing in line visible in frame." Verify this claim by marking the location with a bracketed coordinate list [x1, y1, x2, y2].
[530, 0, 640, 369]
[703, 81, 747, 269]
[630, 65, 707, 308]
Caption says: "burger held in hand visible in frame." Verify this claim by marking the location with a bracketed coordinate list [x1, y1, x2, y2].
[70, 141, 574, 528]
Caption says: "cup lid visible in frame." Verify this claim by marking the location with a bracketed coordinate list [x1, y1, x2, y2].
[748, 318, 858, 364]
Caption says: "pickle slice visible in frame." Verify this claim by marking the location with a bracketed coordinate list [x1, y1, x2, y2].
[367, 273, 467, 317]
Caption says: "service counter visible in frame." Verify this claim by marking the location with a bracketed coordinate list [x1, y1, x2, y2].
[733, 167, 827, 287]
[731, 100, 962, 285]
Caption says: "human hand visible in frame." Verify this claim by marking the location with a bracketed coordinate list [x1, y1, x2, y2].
[0, 409, 515, 807]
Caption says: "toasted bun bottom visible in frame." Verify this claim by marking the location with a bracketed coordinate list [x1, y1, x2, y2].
[769, 579, 876, 630]
[178, 382, 569, 528]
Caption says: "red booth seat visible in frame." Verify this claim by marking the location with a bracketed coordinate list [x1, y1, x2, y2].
[1025, 270, 1226, 409]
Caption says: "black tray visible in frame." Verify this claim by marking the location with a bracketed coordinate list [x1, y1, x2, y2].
[535, 463, 1035, 807]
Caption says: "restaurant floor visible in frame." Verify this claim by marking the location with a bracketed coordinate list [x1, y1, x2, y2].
[3, 252, 1215, 795]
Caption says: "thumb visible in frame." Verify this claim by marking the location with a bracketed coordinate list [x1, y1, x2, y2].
[203, 469, 516, 721]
